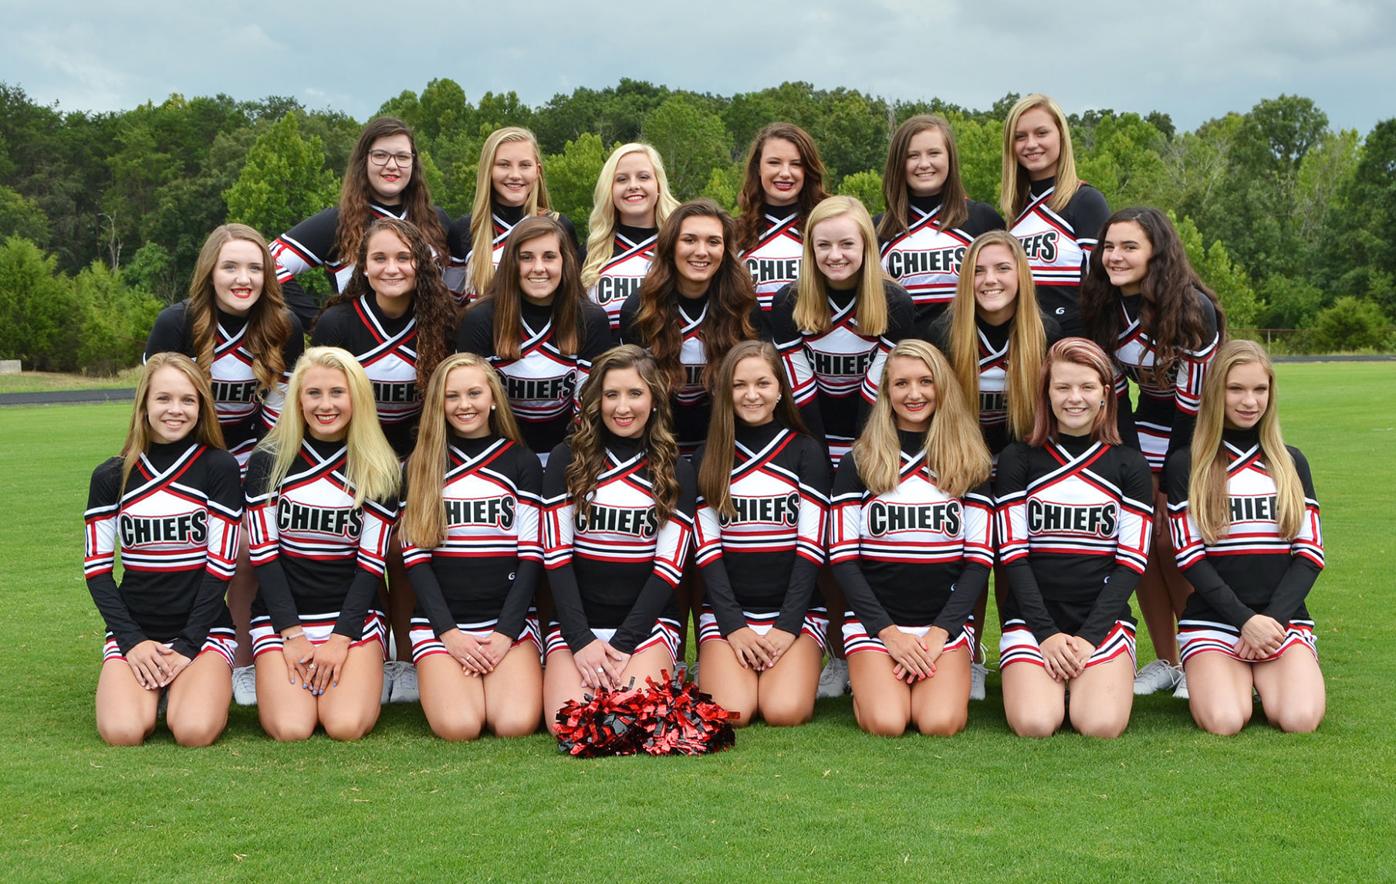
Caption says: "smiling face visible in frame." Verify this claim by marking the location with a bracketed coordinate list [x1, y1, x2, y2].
[1223, 360, 1270, 431]
[145, 366, 200, 444]
[364, 228, 417, 311]
[1048, 360, 1105, 437]
[811, 213, 864, 287]
[600, 366, 652, 438]
[612, 151, 659, 227]
[674, 215, 724, 296]
[491, 139, 540, 208]
[1013, 107, 1061, 181]
[1100, 220, 1155, 296]
[300, 365, 353, 442]
[731, 355, 781, 427]
[211, 238, 264, 316]
[366, 133, 414, 204]
[972, 242, 1020, 324]
[517, 232, 563, 305]
[759, 137, 804, 207]
[887, 355, 937, 433]
[443, 364, 495, 439]
[904, 127, 949, 197]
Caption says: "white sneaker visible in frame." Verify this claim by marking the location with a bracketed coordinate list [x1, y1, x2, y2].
[387, 660, 419, 704]
[1133, 659, 1182, 695]
[817, 657, 849, 699]
[970, 662, 988, 701]
[1172, 671, 1190, 700]
[232, 665, 258, 706]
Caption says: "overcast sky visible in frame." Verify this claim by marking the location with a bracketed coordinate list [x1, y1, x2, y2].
[4, 0, 1393, 133]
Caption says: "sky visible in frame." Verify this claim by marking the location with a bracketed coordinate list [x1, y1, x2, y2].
[3, 0, 1394, 133]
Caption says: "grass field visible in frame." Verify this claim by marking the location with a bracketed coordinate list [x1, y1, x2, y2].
[0, 368, 142, 395]
[2, 363, 1394, 881]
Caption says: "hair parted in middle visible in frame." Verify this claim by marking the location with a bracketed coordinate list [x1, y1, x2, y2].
[735, 122, 831, 252]
[478, 214, 586, 361]
[1026, 337, 1122, 447]
[878, 114, 971, 240]
[697, 340, 808, 521]
[852, 339, 991, 497]
[565, 344, 681, 525]
[121, 352, 226, 494]
[580, 143, 681, 288]
[400, 352, 525, 549]
[1000, 94, 1081, 220]
[630, 199, 758, 396]
[186, 223, 293, 394]
[945, 230, 1047, 442]
[256, 346, 401, 508]
[337, 116, 448, 266]
[793, 195, 890, 337]
[467, 126, 553, 298]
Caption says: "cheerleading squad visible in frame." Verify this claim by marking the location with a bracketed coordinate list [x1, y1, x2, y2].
[85, 94, 1327, 747]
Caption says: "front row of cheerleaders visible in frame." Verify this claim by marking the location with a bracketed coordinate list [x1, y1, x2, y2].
[86, 327, 1325, 746]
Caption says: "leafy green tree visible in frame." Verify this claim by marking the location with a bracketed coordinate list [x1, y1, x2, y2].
[947, 115, 1002, 207]
[1259, 275, 1325, 329]
[699, 163, 744, 212]
[1318, 119, 1396, 315]
[0, 185, 49, 243]
[0, 236, 81, 370]
[544, 133, 608, 242]
[1306, 296, 1392, 352]
[1174, 214, 1262, 329]
[73, 262, 162, 374]
[124, 241, 182, 305]
[225, 113, 338, 240]
[642, 96, 732, 200]
[837, 170, 884, 216]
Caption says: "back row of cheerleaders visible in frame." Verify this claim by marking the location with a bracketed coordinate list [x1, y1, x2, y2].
[86, 93, 1326, 748]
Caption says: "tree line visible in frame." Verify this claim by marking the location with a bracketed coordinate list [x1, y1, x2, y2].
[1, 78, 1392, 372]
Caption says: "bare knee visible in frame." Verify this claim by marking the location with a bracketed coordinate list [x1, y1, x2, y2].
[1270, 701, 1324, 734]
[261, 711, 316, 742]
[857, 705, 908, 738]
[1071, 707, 1129, 740]
[1192, 700, 1251, 736]
[430, 713, 483, 742]
[916, 707, 967, 737]
[489, 708, 540, 739]
[98, 718, 152, 747]
[169, 714, 226, 748]
[1007, 709, 1060, 739]
[760, 696, 813, 728]
[322, 708, 378, 742]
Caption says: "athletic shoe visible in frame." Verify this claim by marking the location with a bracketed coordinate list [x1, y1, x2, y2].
[1172, 671, 1190, 700]
[380, 661, 396, 704]
[231, 665, 258, 706]
[1133, 659, 1182, 695]
[387, 660, 419, 704]
[817, 657, 849, 699]
[970, 662, 988, 701]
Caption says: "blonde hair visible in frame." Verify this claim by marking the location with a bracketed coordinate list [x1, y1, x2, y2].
[256, 347, 400, 507]
[580, 143, 681, 288]
[946, 231, 1046, 442]
[122, 353, 226, 494]
[467, 127, 552, 298]
[1000, 94, 1082, 220]
[1189, 340, 1304, 544]
[792, 196, 889, 337]
[852, 340, 991, 497]
[400, 353, 525, 549]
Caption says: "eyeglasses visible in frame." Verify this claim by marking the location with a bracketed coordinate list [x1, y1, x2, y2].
[368, 150, 415, 167]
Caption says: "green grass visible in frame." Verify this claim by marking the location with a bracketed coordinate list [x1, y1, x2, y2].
[0, 368, 141, 394]
[2, 363, 1394, 881]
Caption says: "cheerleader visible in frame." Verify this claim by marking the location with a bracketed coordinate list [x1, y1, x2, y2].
[271, 117, 450, 329]
[456, 215, 615, 467]
[245, 347, 401, 741]
[736, 123, 832, 311]
[830, 340, 994, 737]
[1166, 340, 1325, 734]
[996, 339, 1153, 739]
[1000, 94, 1110, 339]
[929, 230, 1060, 700]
[540, 345, 696, 733]
[84, 353, 241, 746]
[580, 143, 681, 332]
[399, 354, 545, 740]
[692, 341, 831, 726]
[619, 199, 762, 456]
[1081, 206, 1225, 695]
[311, 217, 455, 690]
[447, 127, 582, 304]
[878, 114, 1005, 336]
[144, 224, 304, 691]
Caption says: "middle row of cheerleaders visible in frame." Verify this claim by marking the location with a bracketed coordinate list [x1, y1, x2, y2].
[133, 189, 1327, 743]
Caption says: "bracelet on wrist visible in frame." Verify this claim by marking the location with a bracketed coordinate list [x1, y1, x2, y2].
[283, 628, 305, 641]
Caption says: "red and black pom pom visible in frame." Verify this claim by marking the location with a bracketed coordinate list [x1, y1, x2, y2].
[555, 671, 738, 757]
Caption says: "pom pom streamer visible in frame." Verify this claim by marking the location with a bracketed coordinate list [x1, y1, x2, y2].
[555, 671, 738, 757]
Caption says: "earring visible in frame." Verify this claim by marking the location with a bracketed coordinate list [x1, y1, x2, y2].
[490, 405, 496, 411]
[1099, 400, 1105, 408]
[775, 395, 782, 402]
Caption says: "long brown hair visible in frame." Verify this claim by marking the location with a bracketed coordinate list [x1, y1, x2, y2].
[945, 231, 1046, 442]
[736, 123, 831, 252]
[1081, 207, 1226, 388]
[566, 345, 680, 524]
[121, 353, 225, 494]
[400, 353, 525, 549]
[878, 114, 969, 239]
[1026, 338, 1122, 447]
[630, 200, 757, 395]
[697, 340, 808, 520]
[186, 224, 293, 393]
[1189, 340, 1304, 544]
[328, 217, 455, 390]
[476, 215, 585, 361]
[336, 117, 447, 266]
